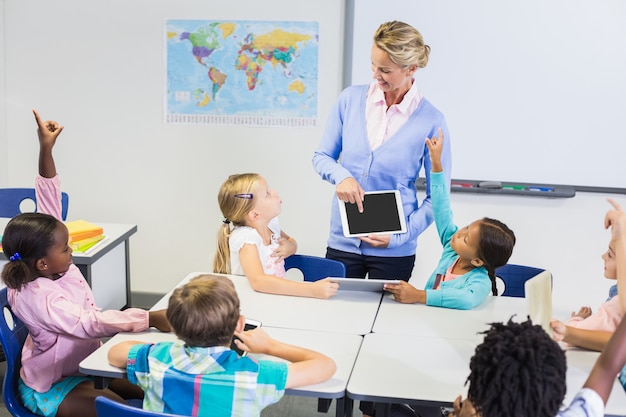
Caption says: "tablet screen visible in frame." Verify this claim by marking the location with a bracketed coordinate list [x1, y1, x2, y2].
[339, 190, 407, 237]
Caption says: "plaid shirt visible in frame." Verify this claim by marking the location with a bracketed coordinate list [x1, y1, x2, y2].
[127, 341, 288, 417]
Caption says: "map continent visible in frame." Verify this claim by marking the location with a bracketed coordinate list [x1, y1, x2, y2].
[166, 20, 318, 126]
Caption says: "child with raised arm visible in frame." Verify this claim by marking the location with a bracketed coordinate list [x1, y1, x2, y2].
[108, 274, 337, 417]
[213, 173, 339, 299]
[449, 201, 626, 417]
[550, 198, 626, 352]
[0, 109, 171, 417]
[384, 129, 516, 309]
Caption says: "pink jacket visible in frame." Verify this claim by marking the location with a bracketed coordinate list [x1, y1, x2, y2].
[7, 175, 149, 392]
[566, 295, 623, 332]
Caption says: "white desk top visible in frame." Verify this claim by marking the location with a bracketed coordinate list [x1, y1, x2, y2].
[152, 272, 384, 335]
[348, 333, 626, 416]
[373, 294, 536, 340]
[0, 218, 137, 263]
[79, 326, 363, 399]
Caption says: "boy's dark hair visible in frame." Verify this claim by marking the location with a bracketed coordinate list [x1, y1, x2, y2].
[1, 213, 60, 290]
[467, 318, 566, 417]
[167, 274, 240, 347]
[477, 218, 516, 295]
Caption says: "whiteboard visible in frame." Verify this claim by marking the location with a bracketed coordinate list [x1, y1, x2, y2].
[347, 0, 626, 191]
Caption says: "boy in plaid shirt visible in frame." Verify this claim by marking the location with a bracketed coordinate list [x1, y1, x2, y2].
[108, 274, 336, 417]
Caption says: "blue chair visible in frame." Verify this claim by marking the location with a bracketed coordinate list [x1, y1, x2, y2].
[0, 188, 69, 220]
[495, 263, 549, 297]
[0, 288, 41, 417]
[284, 254, 346, 413]
[95, 396, 184, 417]
[284, 254, 346, 282]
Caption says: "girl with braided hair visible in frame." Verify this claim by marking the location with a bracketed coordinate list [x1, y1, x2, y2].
[450, 201, 626, 417]
[384, 129, 516, 309]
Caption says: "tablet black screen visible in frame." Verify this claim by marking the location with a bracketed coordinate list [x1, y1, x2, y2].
[345, 192, 402, 234]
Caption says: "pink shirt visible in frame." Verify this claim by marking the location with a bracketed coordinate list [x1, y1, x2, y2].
[365, 80, 422, 150]
[565, 295, 623, 332]
[7, 175, 150, 392]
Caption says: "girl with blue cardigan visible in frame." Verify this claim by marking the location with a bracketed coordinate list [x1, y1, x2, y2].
[384, 130, 516, 310]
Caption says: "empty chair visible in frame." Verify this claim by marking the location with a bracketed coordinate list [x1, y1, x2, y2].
[495, 263, 549, 297]
[0, 288, 41, 417]
[0, 188, 69, 220]
[284, 254, 346, 282]
[95, 396, 184, 417]
[284, 254, 346, 413]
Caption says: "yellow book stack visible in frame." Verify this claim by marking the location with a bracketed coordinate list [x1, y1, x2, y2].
[65, 220, 104, 252]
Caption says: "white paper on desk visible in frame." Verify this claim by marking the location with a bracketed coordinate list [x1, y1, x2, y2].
[525, 270, 553, 335]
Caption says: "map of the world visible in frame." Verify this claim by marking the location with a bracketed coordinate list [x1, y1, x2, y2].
[166, 20, 319, 127]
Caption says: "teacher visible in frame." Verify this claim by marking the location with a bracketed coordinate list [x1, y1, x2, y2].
[312, 20, 452, 284]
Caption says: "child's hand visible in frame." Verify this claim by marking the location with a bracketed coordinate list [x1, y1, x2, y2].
[271, 236, 297, 262]
[550, 319, 567, 342]
[605, 198, 626, 243]
[148, 309, 172, 332]
[571, 306, 592, 319]
[425, 127, 444, 173]
[384, 281, 425, 304]
[310, 278, 339, 299]
[233, 326, 273, 355]
[448, 395, 477, 417]
[33, 109, 64, 149]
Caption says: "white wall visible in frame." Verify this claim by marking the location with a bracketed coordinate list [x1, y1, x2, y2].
[2, 0, 344, 294]
[2, 0, 625, 322]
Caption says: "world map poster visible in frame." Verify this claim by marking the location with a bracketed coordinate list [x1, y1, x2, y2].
[166, 20, 319, 127]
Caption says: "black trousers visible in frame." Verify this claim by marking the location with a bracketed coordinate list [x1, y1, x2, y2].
[325, 247, 415, 281]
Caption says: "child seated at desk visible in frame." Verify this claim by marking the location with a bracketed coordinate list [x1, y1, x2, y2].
[108, 274, 336, 417]
[0, 110, 171, 417]
[384, 130, 516, 309]
[550, 199, 626, 352]
[213, 173, 339, 299]
[449, 201, 626, 417]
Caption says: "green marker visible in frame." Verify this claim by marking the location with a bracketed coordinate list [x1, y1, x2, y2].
[502, 185, 526, 190]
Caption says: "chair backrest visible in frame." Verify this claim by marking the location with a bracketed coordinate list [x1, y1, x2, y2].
[495, 263, 549, 297]
[0, 188, 69, 220]
[0, 288, 41, 417]
[284, 254, 346, 282]
[95, 396, 184, 417]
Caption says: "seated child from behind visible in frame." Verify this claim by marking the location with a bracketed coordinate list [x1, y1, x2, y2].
[108, 274, 336, 417]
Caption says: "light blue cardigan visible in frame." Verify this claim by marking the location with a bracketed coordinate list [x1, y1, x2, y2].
[312, 85, 452, 258]
[424, 172, 492, 310]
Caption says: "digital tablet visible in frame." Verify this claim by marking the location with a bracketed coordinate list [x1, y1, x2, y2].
[338, 190, 407, 237]
[328, 277, 401, 292]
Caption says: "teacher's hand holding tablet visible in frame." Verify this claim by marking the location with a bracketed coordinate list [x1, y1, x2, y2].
[359, 234, 390, 248]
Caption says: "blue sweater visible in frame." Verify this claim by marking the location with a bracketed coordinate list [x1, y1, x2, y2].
[424, 172, 492, 310]
[313, 84, 452, 257]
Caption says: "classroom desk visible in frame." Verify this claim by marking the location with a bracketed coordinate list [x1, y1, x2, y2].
[0, 218, 136, 310]
[373, 294, 534, 340]
[79, 327, 363, 417]
[348, 333, 626, 417]
[151, 272, 384, 335]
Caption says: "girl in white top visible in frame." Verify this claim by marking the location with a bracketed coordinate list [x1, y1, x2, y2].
[213, 173, 339, 299]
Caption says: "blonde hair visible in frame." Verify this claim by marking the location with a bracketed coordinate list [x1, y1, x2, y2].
[373, 21, 430, 69]
[167, 274, 240, 347]
[213, 173, 261, 274]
